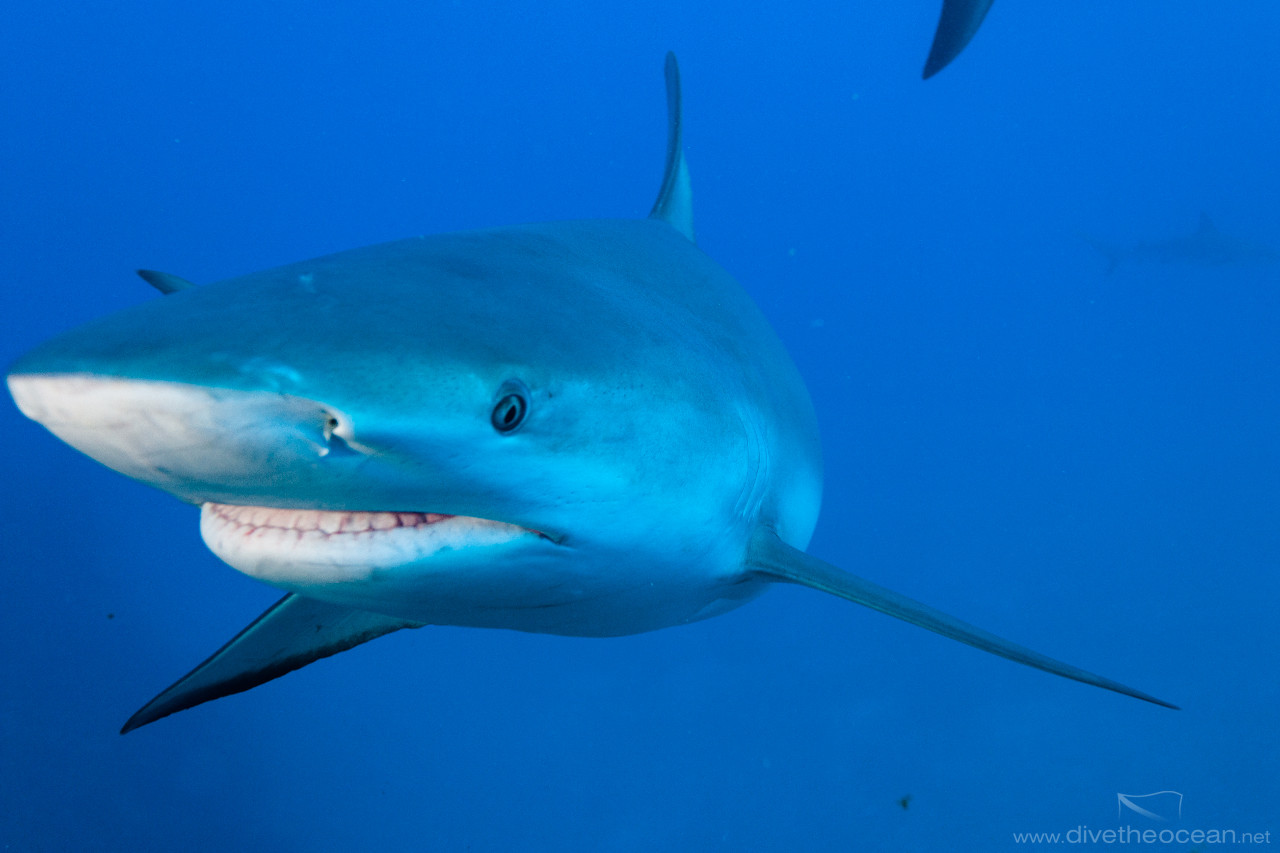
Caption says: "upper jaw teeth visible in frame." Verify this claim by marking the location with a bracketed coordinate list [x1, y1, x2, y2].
[204, 504, 456, 535]
[198, 502, 541, 586]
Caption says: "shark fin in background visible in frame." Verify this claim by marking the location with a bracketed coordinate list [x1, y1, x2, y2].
[1196, 212, 1218, 234]
[122, 594, 424, 733]
[648, 52, 695, 244]
[1080, 234, 1123, 274]
[136, 269, 197, 294]
[746, 527, 1178, 709]
[923, 0, 996, 79]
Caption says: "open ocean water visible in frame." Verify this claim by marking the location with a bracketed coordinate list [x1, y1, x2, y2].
[2, 1, 1277, 850]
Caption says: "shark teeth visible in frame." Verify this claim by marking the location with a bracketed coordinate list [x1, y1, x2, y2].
[199, 502, 533, 585]
[205, 504, 454, 534]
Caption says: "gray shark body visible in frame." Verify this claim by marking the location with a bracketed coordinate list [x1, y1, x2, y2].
[7, 55, 1172, 732]
[1089, 213, 1278, 273]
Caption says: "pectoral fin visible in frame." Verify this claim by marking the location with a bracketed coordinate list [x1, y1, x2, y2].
[746, 527, 1177, 709]
[136, 269, 197, 294]
[121, 594, 423, 733]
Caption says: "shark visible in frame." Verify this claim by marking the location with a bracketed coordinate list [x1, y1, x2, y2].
[1086, 213, 1279, 273]
[924, 0, 996, 79]
[6, 54, 1174, 734]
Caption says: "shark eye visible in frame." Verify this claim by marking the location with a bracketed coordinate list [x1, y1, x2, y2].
[491, 382, 529, 434]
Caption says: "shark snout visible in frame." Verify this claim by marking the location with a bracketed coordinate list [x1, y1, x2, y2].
[7, 373, 361, 504]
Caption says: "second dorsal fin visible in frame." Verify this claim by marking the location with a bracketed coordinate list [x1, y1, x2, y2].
[648, 52, 695, 244]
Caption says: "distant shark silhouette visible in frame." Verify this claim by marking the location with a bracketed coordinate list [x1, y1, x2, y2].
[1086, 213, 1279, 273]
[7, 55, 1175, 732]
[924, 0, 996, 78]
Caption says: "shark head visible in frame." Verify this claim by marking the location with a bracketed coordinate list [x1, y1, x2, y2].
[8, 217, 822, 635]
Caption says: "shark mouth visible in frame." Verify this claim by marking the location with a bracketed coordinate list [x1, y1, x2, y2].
[200, 503, 539, 584]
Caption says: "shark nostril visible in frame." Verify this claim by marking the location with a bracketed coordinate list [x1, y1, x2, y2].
[317, 408, 361, 457]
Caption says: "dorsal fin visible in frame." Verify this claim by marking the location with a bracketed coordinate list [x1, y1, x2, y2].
[137, 269, 197, 294]
[648, 52, 695, 244]
[1196, 212, 1217, 234]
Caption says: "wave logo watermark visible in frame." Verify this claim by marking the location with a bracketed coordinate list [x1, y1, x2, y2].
[1117, 791, 1183, 822]
[1011, 791, 1273, 845]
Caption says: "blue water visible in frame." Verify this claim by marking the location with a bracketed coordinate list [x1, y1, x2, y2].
[3, 2, 1277, 850]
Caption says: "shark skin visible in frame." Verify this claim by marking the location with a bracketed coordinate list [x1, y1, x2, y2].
[923, 0, 996, 79]
[7, 54, 1175, 733]
[1086, 213, 1279, 273]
